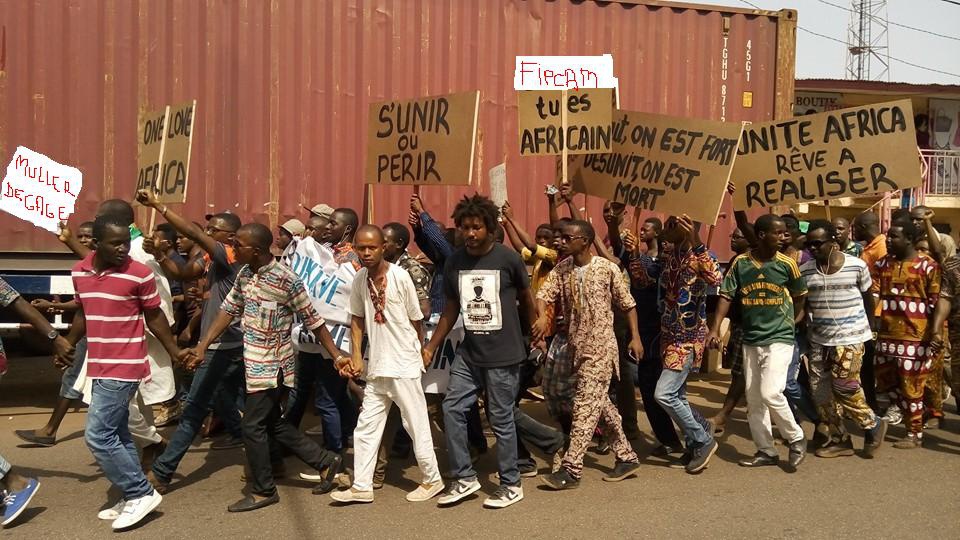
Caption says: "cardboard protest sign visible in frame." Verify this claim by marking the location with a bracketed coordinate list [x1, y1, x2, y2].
[732, 99, 920, 210]
[135, 106, 170, 200]
[488, 163, 507, 208]
[155, 100, 197, 203]
[568, 111, 742, 224]
[366, 91, 480, 185]
[1, 146, 83, 233]
[518, 88, 614, 156]
[288, 237, 357, 327]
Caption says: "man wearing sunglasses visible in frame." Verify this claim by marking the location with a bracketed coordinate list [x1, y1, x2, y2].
[136, 190, 247, 493]
[534, 220, 643, 490]
[799, 220, 886, 459]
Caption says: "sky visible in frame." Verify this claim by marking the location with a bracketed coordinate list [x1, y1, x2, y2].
[674, 0, 960, 84]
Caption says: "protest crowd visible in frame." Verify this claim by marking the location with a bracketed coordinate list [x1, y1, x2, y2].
[0, 174, 958, 530]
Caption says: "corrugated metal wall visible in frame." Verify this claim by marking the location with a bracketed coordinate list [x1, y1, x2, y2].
[0, 0, 794, 259]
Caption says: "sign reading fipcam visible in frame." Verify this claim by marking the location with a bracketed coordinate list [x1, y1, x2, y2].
[569, 111, 742, 225]
[732, 99, 920, 210]
[518, 88, 614, 156]
[514, 55, 618, 90]
[366, 91, 480, 185]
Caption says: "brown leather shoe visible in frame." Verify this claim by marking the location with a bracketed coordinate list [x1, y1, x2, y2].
[145, 470, 170, 495]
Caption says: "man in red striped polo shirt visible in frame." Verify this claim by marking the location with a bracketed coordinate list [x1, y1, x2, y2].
[61, 215, 184, 531]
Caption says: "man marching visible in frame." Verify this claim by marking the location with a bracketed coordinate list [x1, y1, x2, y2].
[329, 225, 443, 504]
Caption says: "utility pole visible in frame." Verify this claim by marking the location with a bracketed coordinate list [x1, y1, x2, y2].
[845, 0, 890, 81]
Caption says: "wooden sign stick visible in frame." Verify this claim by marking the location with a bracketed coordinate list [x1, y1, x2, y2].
[823, 199, 832, 221]
[561, 89, 568, 187]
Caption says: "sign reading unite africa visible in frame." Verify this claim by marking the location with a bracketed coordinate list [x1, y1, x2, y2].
[732, 99, 921, 209]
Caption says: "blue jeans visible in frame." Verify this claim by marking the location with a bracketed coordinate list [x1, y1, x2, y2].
[0, 373, 6, 480]
[284, 351, 322, 428]
[86, 379, 154, 499]
[443, 355, 521, 486]
[654, 353, 713, 450]
[784, 338, 820, 424]
[306, 352, 357, 452]
[59, 338, 87, 400]
[152, 347, 245, 482]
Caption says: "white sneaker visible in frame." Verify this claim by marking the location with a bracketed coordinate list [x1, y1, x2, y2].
[436, 478, 481, 506]
[329, 488, 374, 504]
[482, 485, 523, 509]
[882, 408, 903, 426]
[97, 499, 125, 520]
[405, 481, 444, 502]
[111, 490, 162, 530]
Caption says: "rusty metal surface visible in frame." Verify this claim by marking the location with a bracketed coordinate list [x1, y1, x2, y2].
[0, 0, 794, 260]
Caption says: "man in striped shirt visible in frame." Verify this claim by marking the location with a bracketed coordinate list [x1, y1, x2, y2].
[63, 215, 184, 531]
[799, 220, 887, 459]
[188, 223, 346, 513]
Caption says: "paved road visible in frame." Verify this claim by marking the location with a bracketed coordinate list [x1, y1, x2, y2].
[1, 355, 959, 539]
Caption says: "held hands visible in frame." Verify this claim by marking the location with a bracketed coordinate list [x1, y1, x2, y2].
[421, 346, 435, 370]
[52, 336, 75, 367]
[531, 316, 551, 343]
[180, 348, 203, 371]
[930, 330, 945, 356]
[31, 299, 60, 314]
[706, 331, 722, 351]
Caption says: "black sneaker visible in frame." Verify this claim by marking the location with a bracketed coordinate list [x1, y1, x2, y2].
[667, 451, 692, 469]
[862, 418, 888, 459]
[602, 460, 639, 482]
[651, 444, 682, 458]
[518, 463, 538, 478]
[310, 454, 343, 495]
[787, 438, 807, 470]
[738, 452, 778, 467]
[814, 437, 854, 458]
[685, 439, 718, 474]
[541, 469, 579, 490]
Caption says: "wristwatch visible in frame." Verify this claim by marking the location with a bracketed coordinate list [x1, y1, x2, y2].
[46, 329, 59, 341]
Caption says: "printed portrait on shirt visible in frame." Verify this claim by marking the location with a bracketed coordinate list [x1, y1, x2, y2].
[458, 269, 502, 332]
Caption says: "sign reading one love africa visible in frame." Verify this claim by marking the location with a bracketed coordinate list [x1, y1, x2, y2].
[135, 100, 197, 204]
[732, 99, 920, 209]
[1, 147, 83, 233]
[366, 91, 480, 185]
[569, 111, 742, 224]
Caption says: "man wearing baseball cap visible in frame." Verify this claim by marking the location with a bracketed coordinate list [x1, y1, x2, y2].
[279, 219, 305, 267]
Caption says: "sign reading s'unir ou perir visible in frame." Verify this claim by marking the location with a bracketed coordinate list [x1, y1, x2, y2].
[518, 88, 614, 156]
[366, 91, 480, 185]
[135, 100, 197, 204]
[732, 99, 920, 210]
[569, 110, 742, 225]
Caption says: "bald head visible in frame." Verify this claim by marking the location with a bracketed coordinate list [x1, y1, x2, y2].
[853, 211, 880, 242]
[354, 225, 386, 269]
[237, 223, 273, 251]
[97, 199, 135, 226]
[355, 224, 384, 244]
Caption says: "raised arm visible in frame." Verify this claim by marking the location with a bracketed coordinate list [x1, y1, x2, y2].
[136, 189, 220, 258]
[501, 201, 538, 253]
[57, 223, 91, 259]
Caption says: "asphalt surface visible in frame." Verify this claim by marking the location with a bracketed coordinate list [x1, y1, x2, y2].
[1, 355, 959, 539]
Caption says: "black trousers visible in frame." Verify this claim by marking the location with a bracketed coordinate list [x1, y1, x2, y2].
[860, 339, 879, 413]
[244, 386, 337, 496]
